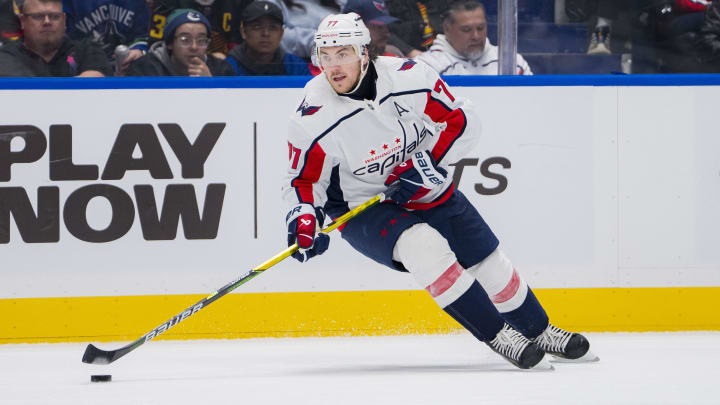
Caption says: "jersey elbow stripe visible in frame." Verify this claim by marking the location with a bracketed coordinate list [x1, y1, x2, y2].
[424, 94, 467, 162]
[433, 108, 467, 163]
[290, 109, 362, 205]
[292, 143, 326, 204]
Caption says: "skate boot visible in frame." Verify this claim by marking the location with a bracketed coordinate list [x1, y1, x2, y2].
[487, 323, 551, 370]
[534, 323, 598, 362]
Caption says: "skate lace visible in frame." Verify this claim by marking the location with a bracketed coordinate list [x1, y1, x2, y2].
[489, 324, 529, 361]
[536, 324, 572, 354]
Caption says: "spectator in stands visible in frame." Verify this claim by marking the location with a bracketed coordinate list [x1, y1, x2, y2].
[342, 0, 404, 57]
[0, 0, 22, 44]
[417, 0, 531, 75]
[126, 8, 234, 75]
[0, 0, 112, 76]
[385, 0, 451, 57]
[265, 0, 341, 60]
[697, 0, 720, 71]
[149, 0, 252, 56]
[62, 0, 150, 74]
[225, 1, 309, 74]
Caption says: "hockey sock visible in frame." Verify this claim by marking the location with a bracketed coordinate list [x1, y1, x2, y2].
[393, 224, 505, 341]
[499, 288, 548, 339]
[467, 248, 549, 339]
[442, 280, 506, 342]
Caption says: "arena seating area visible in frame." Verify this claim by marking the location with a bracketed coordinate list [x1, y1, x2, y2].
[484, 0, 623, 74]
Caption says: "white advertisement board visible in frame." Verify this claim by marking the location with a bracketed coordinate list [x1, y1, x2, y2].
[1, 84, 719, 299]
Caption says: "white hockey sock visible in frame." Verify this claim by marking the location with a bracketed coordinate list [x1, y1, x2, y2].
[466, 248, 528, 313]
[393, 224, 474, 308]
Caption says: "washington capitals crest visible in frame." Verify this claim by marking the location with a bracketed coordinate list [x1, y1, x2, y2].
[397, 59, 417, 71]
[296, 97, 322, 116]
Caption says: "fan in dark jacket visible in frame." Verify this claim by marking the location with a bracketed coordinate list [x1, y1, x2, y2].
[0, 0, 111, 76]
[127, 8, 234, 76]
[149, 0, 252, 56]
[225, 1, 309, 75]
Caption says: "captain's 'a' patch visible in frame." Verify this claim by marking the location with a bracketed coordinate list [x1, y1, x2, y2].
[394, 101, 410, 116]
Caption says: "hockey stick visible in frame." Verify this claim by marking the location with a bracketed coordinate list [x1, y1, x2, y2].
[82, 194, 384, 365]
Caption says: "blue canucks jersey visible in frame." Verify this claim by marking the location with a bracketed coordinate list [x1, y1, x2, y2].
[63, 0, 150, 58]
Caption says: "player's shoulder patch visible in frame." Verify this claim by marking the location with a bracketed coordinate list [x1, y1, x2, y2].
[296, 97, 322, 117]
[397, 59, 417, 71]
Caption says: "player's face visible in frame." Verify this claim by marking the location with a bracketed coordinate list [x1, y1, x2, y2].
[319, 46, 365, 94]
[19, 0, 65, 52]
[241, 16, 284, 55]
[443, 8, 487, 59]
[169, 23, 210, 69]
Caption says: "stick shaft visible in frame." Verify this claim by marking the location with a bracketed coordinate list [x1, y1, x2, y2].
[82, 194, 382, 365]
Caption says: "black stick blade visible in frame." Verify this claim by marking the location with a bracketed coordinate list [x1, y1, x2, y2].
[82, 344, 115, 365]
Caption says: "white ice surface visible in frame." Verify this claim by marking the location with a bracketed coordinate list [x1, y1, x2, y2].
[1, 332, 718, 405]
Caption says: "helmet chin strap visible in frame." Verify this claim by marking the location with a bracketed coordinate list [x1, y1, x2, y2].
[345, 45, 369, 94]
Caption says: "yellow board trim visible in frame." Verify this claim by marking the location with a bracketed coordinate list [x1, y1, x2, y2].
[2, 287, 719, 344]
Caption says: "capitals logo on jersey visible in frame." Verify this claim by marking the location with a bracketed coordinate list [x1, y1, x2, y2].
[296, 97, 322, 116]
[397, 59, 417, 71]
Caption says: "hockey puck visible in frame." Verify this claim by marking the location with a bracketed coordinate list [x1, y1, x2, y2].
[90, 374, 112, 382]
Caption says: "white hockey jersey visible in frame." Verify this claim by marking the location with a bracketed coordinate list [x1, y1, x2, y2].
[417, 35, 533, 76]
[282, 56, 481, 218]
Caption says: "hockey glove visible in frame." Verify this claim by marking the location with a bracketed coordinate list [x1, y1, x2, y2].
[286, 203, 330, 263]
[384, 150, 448, 205]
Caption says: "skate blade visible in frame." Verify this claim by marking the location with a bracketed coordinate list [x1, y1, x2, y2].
[550, 350, 599, 363]
[528, 355, 555, 371]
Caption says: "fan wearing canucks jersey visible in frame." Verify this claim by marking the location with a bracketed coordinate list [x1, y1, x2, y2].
[283, 12, 597, 370]
[62, 0, 150, 66]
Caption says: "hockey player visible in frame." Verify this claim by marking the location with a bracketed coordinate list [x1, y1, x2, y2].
[283, 12, 596, 370]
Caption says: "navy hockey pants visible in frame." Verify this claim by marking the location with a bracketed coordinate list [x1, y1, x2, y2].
[340, 190, 499, 272]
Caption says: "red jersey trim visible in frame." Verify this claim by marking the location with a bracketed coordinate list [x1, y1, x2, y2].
[291, 143, 326, 204]
[403, 184, 454, 210]
[423, 93, 467, 163]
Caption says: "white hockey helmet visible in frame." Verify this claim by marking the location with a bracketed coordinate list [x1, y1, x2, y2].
[314, 13, 371, 49]
[314, 13, 371, 93]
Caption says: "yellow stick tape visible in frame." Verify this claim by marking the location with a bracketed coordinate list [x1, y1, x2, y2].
[1, 287, 719, 344]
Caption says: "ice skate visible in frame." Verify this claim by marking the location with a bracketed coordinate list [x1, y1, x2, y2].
[534, 323, 599, 363]
[487, 323, 553, 370]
